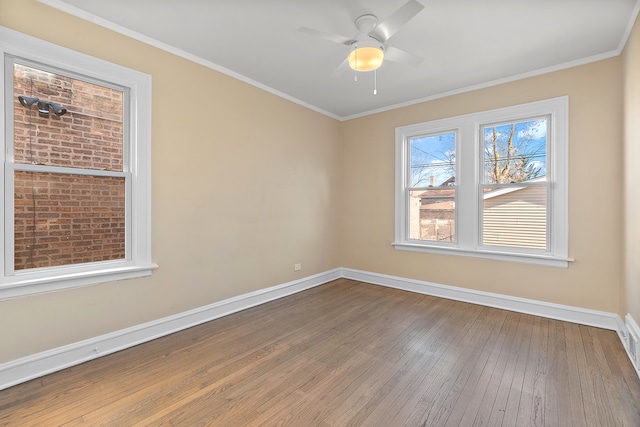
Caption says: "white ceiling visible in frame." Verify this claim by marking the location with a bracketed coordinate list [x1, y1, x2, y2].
[40, 0, 639, 120]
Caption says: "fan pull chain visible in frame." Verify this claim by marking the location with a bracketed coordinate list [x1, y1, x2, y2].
[354, 43, 358, 82]
[374, 69, 377, 95]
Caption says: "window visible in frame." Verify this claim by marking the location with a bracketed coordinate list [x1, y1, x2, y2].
[394, 97, 569, 267]
[0, 27, 155, 299]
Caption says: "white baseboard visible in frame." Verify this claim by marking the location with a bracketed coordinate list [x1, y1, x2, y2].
[1, 267, 634, 390]
[341, 268, 626, 334]
[0, 268, 341, 391]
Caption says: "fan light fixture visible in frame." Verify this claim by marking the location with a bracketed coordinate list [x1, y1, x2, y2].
[348, 43, 384, 72]
[299, 1, 426, 94]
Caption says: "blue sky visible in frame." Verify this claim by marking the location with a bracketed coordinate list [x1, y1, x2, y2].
[410, 118, 547, 188]
[410, 132, 456, 187]
[482, 118, 547, 183]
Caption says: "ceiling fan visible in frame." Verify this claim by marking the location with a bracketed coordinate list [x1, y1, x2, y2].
[299, 0, 425, 79]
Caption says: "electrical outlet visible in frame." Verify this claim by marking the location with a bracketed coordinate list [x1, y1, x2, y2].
[294, 263, 302, 271]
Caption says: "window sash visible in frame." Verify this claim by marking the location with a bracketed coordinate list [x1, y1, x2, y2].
[406, 186, 457, 244]
[479, 182, 550, 252]
[480, 116, 549, 185]
[5, 163, 132, 274]
[7, 56, 131, 171]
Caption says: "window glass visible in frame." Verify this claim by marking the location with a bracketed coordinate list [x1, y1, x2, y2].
[482, 118, 547, 184]
[481, 184, 547, 249]
[408, 132, 456, 243]
[12, 62, 127, 271]
[13, 64, 124, 172]
[409, 189, 455, 242]
[409, 132, 456, 187]
[14, 171, 125, 270]
[480, 117, 548, 250]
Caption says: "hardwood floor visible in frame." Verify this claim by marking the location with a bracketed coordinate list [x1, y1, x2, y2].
[1, 279, 639, 426]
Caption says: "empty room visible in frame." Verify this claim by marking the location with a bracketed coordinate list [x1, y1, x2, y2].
[1, 0, 640, 425]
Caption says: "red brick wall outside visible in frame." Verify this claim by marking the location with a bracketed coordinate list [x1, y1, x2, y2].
[12, 64, 125, 270]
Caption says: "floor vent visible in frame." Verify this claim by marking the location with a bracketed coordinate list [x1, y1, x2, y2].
[625, 314, 640, 375]
[627, 327, 640, 371]
[630, 335, 638, 366]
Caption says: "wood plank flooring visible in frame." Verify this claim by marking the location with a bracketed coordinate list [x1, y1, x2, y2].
[1, 278, 639, 426]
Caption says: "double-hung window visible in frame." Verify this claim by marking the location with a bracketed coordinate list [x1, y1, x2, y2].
[394, 97, 569, 267]
[0, 27, 155, 299]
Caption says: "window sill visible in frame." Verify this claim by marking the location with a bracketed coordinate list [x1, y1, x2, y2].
[392, 242, 572, 268]
[0, 263, 159, 301]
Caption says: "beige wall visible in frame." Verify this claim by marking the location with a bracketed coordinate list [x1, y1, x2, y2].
[0, 0, 342, 363]
[340, 58, 624, 313]
[623, 14, 640, 322]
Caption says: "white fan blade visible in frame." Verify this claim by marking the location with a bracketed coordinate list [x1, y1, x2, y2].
[298, 27, 354, 46]
[371, 0, 424, 42]
[330, 58, 351, 77]
[384, 45, 424, 67]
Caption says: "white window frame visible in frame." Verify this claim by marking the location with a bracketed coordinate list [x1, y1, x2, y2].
[394, 97, 570, 268]
[0, 26, 156, 300]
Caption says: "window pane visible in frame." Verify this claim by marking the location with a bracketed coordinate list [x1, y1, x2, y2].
[482, 118, 547, 184]
[409, 189, 455, 242]
[482, 185, 547, 249]
[14, 171, 125, 270]
[409, 132, 456, 187]
[13, 64, 124, 171]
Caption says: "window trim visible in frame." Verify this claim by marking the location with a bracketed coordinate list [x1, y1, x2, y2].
[0, 26, 156, 300]
[394, 97, 570, 268]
